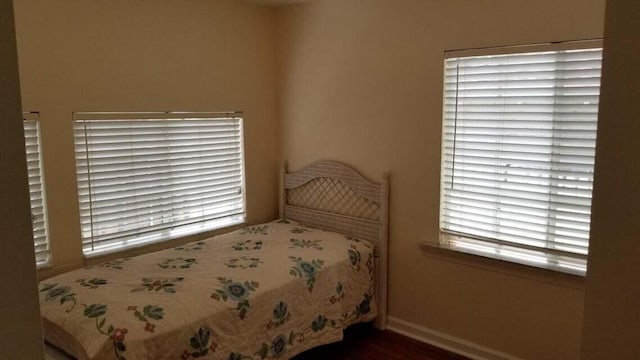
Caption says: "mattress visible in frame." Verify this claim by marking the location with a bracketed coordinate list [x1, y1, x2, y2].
[39, 219, 376, 359]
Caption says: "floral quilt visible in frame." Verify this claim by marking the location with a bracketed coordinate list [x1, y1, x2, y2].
[39, 219, 376, 360]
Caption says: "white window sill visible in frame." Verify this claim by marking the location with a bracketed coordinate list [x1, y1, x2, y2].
[419, 239, 587, 287]
[36, 261, 52, 270]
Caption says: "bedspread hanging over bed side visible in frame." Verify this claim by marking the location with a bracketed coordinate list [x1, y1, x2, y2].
[39, 219, 376, 360]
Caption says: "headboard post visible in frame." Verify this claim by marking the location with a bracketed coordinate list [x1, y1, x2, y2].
[278, 161, 288, 218]
[376, 171, 390, 330]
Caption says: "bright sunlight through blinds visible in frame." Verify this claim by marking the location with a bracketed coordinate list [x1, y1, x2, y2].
[74, 112, 246, 256]
[24, 113, 49, 266]
[440, 47, 602, 275]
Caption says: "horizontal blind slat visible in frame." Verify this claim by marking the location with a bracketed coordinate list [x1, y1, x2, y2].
[82, 209, 245, 249]
[82, 200, 244, 236]
[23, 117, 49, 266]
[440, 47, 602, 272]
[77, 163, 242, 187]
[79, 186, 243, 220]
[74, 113, 246, 255]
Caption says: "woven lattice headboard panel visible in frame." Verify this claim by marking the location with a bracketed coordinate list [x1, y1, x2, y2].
[280, 160, 387, 247]
[287, 177, 380, 221]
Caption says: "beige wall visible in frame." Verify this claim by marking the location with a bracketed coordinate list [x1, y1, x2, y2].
[0, 0, 44, 357]
[14, 0, 280, 274]
[277, 1, 604, 359]
[14, 0, 632, 358]
[581, 0, 640, 358]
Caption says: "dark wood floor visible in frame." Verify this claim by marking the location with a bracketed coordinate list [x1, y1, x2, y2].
[293, 323, 470, 360]
[44, 322, 469, 360]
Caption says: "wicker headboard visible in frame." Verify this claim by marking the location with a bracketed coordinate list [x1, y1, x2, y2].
[279, 160, 389, 330]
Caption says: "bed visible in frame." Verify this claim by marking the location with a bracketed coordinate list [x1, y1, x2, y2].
[40, 160, 389, 359]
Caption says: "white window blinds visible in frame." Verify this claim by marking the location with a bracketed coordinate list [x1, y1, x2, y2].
[440, 46, 602, 275]
[23, 112, 50, 266]
[74, 112, 246, 256]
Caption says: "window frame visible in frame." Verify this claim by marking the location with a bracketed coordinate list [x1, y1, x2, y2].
[73, 111, 247, 257]
[437, 40, 603, 276]
[23, 111, 51, 267]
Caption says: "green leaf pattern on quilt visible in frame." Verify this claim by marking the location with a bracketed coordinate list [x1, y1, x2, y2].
[211, 277, 259, 320]
[225, 256, 263, 269]
[348, 245, 361, 271]
[131, 277, 184, 293]
[265, 301, 291, 330]
[289, 256, 324, 292]
[84, 304, 107, 318]
[76, 278, 108, 289]
[158, 258, 197, 269]
[329, 282, 345, 304]
[40, 283, 127, 359]
[232, 240, 263, 251]
[290, 227, 311, 234]
[239, 225, 269, 235]
[127, 305, 165, 333]
[230, 330, 304, 360]
[289, 238, 323, 250]
[39, 219, 376, 359]
[311, 290, 374, 333]
[179, 327, 218, 359]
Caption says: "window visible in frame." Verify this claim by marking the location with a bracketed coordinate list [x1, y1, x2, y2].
[439, 43, 602, 275]
[74, 112, 246, 256]
[23, 112, 50, 266]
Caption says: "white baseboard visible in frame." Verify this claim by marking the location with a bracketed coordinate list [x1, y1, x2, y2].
[386, 316, 524, 360]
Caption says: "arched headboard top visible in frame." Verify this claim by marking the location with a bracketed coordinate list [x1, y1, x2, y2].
[284, 160, 382, 203]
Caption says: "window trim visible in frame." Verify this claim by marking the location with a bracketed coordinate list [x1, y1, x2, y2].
[437, 40, 603, 276]
[23, 111, 51, 268]
[73, 111, 247, 257]
[445, 39, 602, 59]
